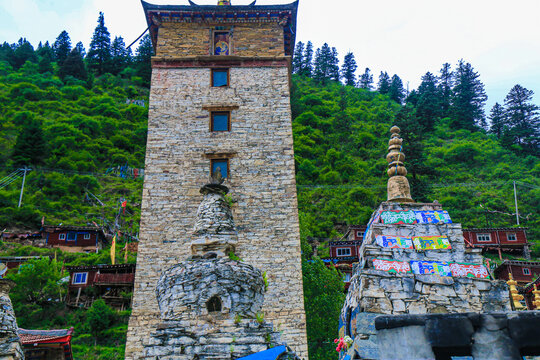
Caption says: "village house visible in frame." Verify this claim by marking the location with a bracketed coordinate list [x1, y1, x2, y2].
[18, 328, 74, 360]
[494, 260, 540, 285]
[0, 256, 41, 271]
[462, 227, 530, 259]
[65, 263, 135, 310]
[41, 225, 106, 253]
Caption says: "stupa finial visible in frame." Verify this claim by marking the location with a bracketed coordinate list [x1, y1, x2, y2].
[386, 125, 414, 203]
[218, 0, 231, 5]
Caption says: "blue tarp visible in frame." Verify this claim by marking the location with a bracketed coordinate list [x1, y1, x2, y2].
[236, 346, 287, 360]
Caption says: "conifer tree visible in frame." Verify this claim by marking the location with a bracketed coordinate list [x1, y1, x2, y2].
[313, 44, 335, 83]
[389, 74, 405, 104]
[58, 48, 88, 81]
[110, 36, 130, 75]
[53, 30, 71, 64]
[340, 52, 357, 86]
[292, 41, 304, 74]
[87, 12, 111, 75]
[451, 60, 487, 131]
[12, 38, 37, 69]
[329, 47, 340, 82]
[488, 102, 505, 138]
[36, 41, 54, 74]
[416, 72, 440, 130]
[12, 118, 47, 166]
[438, 62, 453, 117]
[503, 84, 539, 152]
[134, 34, 153, 87]
[301, 41, 314, 77]
[0, 42, 15, 67]
[377, 71, 390, 94]
[75, 42, 86, 58]
[358, 67, 373, 90]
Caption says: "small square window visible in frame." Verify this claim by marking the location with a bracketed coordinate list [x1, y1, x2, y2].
[67, 232, 76, 241]
[336, 248, 351, 257]
[212, 69, 229, 87]
[211, 112, 230, 132]
[84, 233, 91, 240]
[523, 268, 531, 275]
[507, 233, 517, 241]
[73, 272, 88, 285]
[356, 231, 363, 238]
[477, 234, 491, 242]
[211, 159, 229, 179]
[59, 233, 66, 240]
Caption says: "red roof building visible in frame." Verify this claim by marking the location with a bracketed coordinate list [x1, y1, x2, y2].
[462, 227, 530, 259]
[65, 264, 135, 309]
[18, 328, 73, 360]
[494, 260, 540, 285]
[522, 276, 540, 310]
[41, 225, 106, 253]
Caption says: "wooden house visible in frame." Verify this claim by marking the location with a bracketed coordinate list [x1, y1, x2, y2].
[462, 227, 530, 259]
[0, 256, 42, 271]
[65, 264, 135, 309]
[41, 225, 106, 253]
[494, 260, 540, 285]
[18, 328, 73, 360]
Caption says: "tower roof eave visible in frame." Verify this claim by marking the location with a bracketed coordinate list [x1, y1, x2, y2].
[140, 0, 298, 55]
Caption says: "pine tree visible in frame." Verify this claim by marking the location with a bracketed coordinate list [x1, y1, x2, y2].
[53, 30, 71, 64]
[329, 47, 340, 82]
[134, 34, 153, 87]
[377, 71, 390, 94]
[415, 72, 440, 130]
[358, 67, 373, 90]
[0, 42, 15, 67]
[301, 41, 314, 77]
[75, 42, 86, 58]
[292, 41, 304, 74]
[36, 41, 54, 74]
[12, 118, 48, 166]
[58, 48, 88, 81]
[488, 102, 505, 138]
[340, 52, 357, 86]
[438, 63, 453, 117]
[389, 74, 405, 104]
[87, 12, 112, 75]
[12, 38, 37, 69]
[503, 84, 539, 152]
[451, 60, 487, 131]
[313, 44, 335, 83]
[110, 36, 130, 75]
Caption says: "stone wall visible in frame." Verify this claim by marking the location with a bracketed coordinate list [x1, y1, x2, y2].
[156, 22, 285, 58]
[0, 280, 24, 360]
[125, 65, 307, 359]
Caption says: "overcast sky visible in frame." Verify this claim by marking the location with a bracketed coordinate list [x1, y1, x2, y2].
[1, 0, 539, 111]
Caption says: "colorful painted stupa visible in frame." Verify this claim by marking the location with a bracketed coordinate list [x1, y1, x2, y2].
[337, 126, 511, 359]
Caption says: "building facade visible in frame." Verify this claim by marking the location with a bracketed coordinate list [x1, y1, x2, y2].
[41, 225, 106, 253]
[126, 1, 307, 358]
[462, 227, 530, 259]
[494, 260, 540, 285]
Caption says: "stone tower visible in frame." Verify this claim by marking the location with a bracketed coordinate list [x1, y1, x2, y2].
[125, 1, 307, 358]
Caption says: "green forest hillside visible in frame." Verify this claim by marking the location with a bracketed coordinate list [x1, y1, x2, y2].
[0, 30, 538, 360]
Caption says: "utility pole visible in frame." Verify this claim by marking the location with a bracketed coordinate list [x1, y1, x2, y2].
[18, 167, 30, 208]
[513, 180, 520, 225]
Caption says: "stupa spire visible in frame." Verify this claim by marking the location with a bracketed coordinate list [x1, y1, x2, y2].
[386, 125, 414, 202]
[218, 0, 231, 5]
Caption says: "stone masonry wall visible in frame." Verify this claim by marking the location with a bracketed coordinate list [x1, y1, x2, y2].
[125, 66, 308, 359]
[156, 22, 285, 58]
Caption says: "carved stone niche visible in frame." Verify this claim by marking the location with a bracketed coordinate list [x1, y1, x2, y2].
[156, 258, 265, 321]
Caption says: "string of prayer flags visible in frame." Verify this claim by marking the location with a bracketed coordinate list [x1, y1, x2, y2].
[410, 260, 452, 276]
[373, 259, 412, 273]
[375, 235, 414, 249]
[380, 210, 417, 225]
[412, 235, 452, 250]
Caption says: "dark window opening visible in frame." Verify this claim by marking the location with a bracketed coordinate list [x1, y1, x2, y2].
[67, 232, 76, 241]
[211, 159, 229, 179]
[211, 112, 230, 132]
[207, 296, 222, 313]
[212, 69, 229, 87]
[214, 32, 230, 55]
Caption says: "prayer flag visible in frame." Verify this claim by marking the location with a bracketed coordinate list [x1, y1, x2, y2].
[111, 234, 116, 265]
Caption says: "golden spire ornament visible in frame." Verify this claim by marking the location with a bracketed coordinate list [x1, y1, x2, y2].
[386, 126, 414, 202]
[507, 273, 525, 310]
[533, 284, 540, 310]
